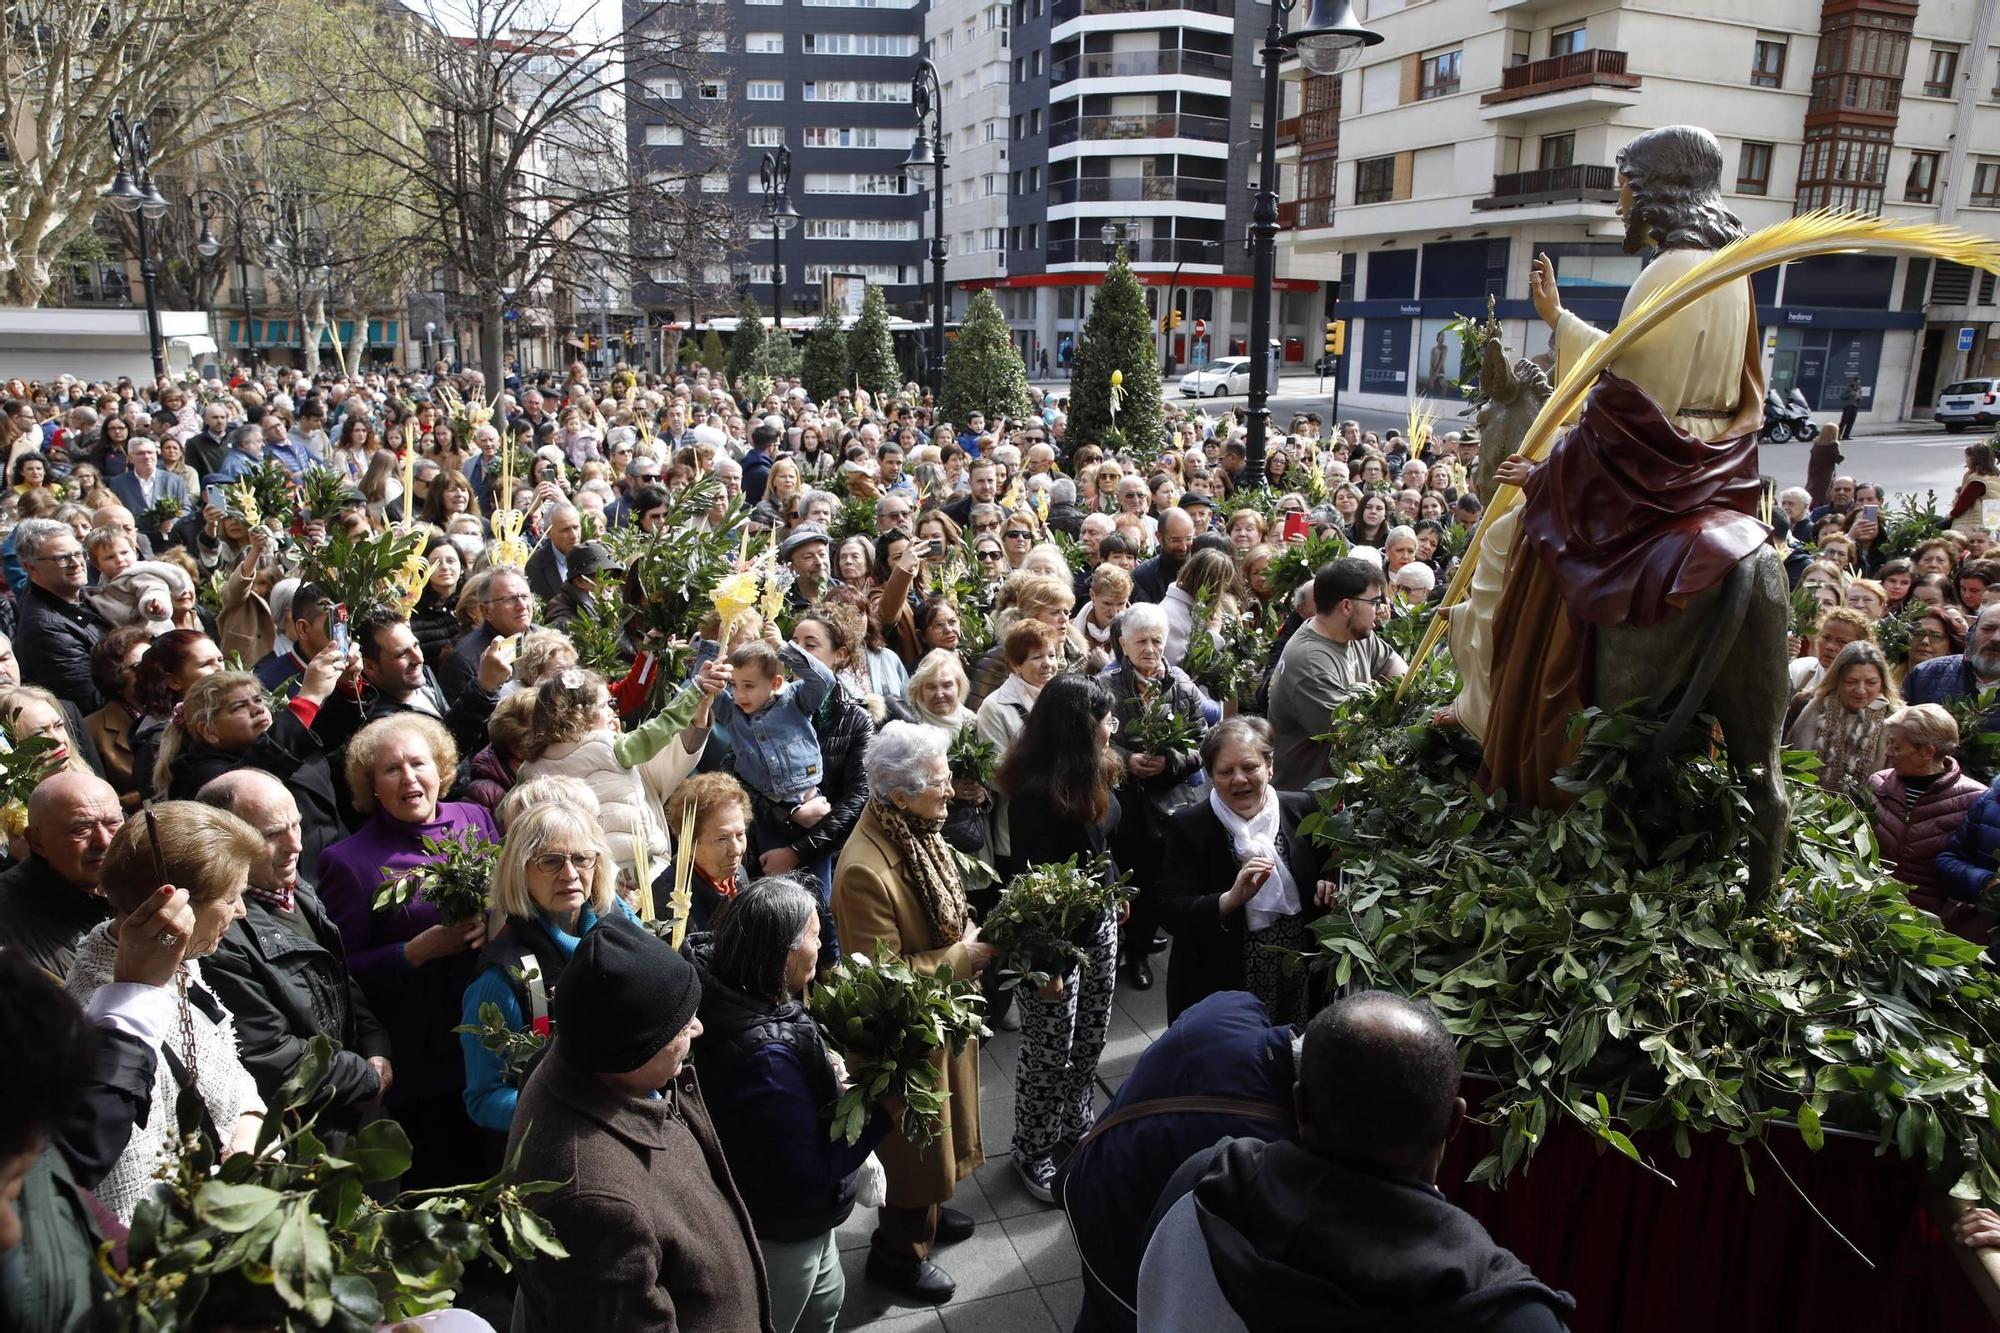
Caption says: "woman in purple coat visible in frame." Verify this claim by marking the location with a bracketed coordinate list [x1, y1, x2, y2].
[318, 712, 499, 1186]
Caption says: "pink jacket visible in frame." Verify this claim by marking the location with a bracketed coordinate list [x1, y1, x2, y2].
[1869, 759, 1987, 937]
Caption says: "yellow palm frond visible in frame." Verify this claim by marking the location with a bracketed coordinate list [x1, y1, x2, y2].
[1407, 398, 1438, 459]
[1398, 211, 2000, 698]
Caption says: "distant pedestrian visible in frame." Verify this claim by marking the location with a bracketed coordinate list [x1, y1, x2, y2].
[1839, 377, 1862, 441]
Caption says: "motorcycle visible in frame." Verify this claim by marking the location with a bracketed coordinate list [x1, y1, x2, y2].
[1761, 387, 1814, 443]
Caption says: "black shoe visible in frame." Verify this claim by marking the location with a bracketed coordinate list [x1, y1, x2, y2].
[1148, 930, 1170, 954]
[935, 1206, 975, 1246]
[866, 1250, 956, 1304]
[1126, 957, 1154, 990]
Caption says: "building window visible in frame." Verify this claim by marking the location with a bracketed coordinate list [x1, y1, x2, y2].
[1418, 48, 1461, 99]
[802, 80, 911, 101]
[745, 32, 785, 52]
[1974, 160, 2000, 208]
[1751, 35, 1787, 88]
[1549, 24, 1586, 57]
[747, 80, 784, 99]
[702, 173, 728, 193]
[644, 124, 685, 147]
[1807, 14, 1912, 118]
[1029, 166, 1040, 191]
[803, 32, 918, 55]
[1539, 132, 1574, 171]
[1905, 150, 1939, 203]
[801, 125, 914, 148]
[1795, 122, 1891, 213]
[1737, 141, 1772, 195]
[1355, 155, 1395, 204]
[645, 78, 683, 99]
[1030, 109, 1041, 133]
[1925, 44, 1960, 97]
[747, 126, 783, 147]
[699, 81, 726, 99]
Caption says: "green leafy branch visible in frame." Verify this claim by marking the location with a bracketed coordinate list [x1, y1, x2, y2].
[810, 942, 989, 1147]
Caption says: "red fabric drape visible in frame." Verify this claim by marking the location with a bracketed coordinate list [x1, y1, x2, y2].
[1438, 1113, 1992, 1331]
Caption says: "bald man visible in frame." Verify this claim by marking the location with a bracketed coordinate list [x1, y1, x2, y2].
[525, 503, 582, 601]
[0, 772, 122, 978]
[197, 770, 393, 1121]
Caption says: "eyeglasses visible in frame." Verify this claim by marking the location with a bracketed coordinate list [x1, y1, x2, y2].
[531, 851, 598, 874]
[1101, 714, 1121, 734]
[1360, 594, 1390, 608]
[1910, 629, 1950, 644]
[1004, 530, 1033, 541]
[977, 548, 1003, 561]
[483, 591, 533, 607]
[31, 551, 86, 567]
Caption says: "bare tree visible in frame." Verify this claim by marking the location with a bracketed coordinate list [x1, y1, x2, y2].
[0, 0, 310, 305]
[318, 0, 743, 375]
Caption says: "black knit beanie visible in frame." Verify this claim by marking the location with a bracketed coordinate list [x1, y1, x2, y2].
[553, 918, 703, 1075]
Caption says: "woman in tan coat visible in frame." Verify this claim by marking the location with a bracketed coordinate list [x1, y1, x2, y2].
[832, 721, 991, 1306]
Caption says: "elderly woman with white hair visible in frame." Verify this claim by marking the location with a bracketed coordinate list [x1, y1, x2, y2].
[896, 648, 991, 857]
[1100, 600, 1209, 991]
[832, 722, 992, 1304]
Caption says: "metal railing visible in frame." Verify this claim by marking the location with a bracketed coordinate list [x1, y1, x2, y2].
[1050, 49, 1232, 83]
[1481, 48, 1638, 104]
[1051, 0, 1233, 18]
[1046, 174, 1229, 205]
[1048, 112, 1231, 146]
[1046, 237, 1225, 264]
[1473, 162, 1619, 209]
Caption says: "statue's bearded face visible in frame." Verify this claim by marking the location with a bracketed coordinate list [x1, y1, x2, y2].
[1617, 175, 1648, 255]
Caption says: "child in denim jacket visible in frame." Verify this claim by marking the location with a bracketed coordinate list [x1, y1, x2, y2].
[714, 621, 837, 842]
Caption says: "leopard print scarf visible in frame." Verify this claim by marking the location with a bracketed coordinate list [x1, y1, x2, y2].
[869, 799, 968, 948]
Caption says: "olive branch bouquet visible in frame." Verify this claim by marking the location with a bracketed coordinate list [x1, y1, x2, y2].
[982, 855, 1133, 990]
[810, 942, 989, 1147]
[373, 830, 501, 924]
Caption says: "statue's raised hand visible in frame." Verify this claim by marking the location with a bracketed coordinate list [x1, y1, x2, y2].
[1530, 254, 1564, 331]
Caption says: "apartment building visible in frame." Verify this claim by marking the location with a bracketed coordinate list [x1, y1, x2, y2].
[624, 0, 928, 332]
[928, 0, 1328, 374]
[1289, 0, 2000, 424]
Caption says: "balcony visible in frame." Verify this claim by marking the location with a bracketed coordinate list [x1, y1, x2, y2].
[1046, 237, 1227, 265]
[1051, 49, 1232, 84]
[1047, 175, 1229, 206]
[1049, 112, 1231, 147]
[1473, 163, 1620, 211]
[1482, 49, 1639, 104]
[1051, 0, 1233, 18]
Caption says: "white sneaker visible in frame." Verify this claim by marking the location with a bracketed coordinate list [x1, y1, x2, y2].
[1012, 1151, 1057, 1204]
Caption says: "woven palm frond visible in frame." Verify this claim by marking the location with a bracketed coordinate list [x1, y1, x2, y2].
[1399, 211, 2000, 697]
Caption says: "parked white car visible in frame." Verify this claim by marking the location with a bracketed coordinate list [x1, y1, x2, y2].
[1179, 358, 1251, 398]
[1936, 378, 2000, 433]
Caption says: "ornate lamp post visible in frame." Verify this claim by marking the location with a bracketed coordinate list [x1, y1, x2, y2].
[102, 111, 173, 381]
[905, 60, 949, 401]
[192, 188, 283, 368]
[1243, 0, 1379, 486]
[760, 145, 801, 329]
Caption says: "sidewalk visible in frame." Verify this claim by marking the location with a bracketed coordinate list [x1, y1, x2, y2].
[834, 963, 1174, 1331]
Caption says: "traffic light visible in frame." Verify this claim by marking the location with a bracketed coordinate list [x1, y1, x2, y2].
[1171, 309, 1183, 330]
[1324, 319, 1345, 358]
[1159, 310, 1186, 333]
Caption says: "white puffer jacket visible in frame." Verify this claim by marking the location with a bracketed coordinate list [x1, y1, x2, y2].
[517, 688, 705, 886]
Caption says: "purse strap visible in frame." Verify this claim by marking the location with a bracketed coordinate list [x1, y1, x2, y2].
[1057, 1093, 1294, 1321]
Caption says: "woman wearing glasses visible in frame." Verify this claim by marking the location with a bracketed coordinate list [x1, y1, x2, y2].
[460, 800, 633, 1141]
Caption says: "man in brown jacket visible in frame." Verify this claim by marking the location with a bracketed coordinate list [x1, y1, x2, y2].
[506, 918, 774, 1333]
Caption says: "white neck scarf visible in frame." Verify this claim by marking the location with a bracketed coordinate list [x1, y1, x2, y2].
[1207, 784, 1300, 933]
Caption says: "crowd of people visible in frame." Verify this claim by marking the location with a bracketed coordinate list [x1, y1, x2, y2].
[1, 354, 1996, 1331]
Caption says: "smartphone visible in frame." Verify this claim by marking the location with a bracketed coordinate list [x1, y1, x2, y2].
[1283, 512, 1310, 542]
[329, 604, 351, 656]
[204, 483, 230, 514]
[924, 538, 945, 558]
[1860, 503, 1880, 526]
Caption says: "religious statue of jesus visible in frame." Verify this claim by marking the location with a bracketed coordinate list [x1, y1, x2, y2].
[1445, 125, 1771, 799]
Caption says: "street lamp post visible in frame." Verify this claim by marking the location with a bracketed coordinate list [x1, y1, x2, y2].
[192, 188, 283, 368]
[905, 61, 949, 402]
[760, 146, 801, 331]
[102, 111, 173, 382]
[1243, 0, 1380, 487]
